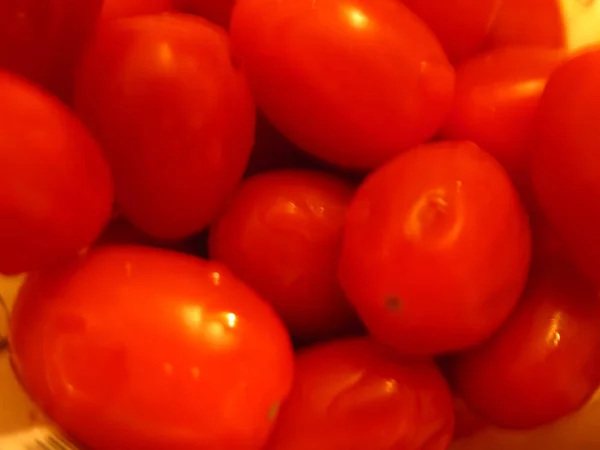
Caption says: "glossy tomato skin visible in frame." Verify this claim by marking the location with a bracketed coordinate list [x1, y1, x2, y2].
[10, 245, 294, 450]
[75, 14, 256, 240]
[441, 47, 564, 190]
[175, 0, 236, 27]
[101, 0, 174, 20]
[531, 48, 600, 285]
[403, 0, 501, 63]
[0, 71, 113, 275]
[0, 0, 102, 101]
[209, 169, 361, 344]
[339, 141, 532, 355]
[449, 262, 600, 429]
[265, 338, 454, 450]
[230, 0, 455, 170]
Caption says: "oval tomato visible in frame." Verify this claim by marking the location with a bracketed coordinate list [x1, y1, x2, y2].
[530, 48, 600, 285]
[449, 262, 600, 429]
[175, 0, 235, 27]
[0, 71, 113, 275]
[101, 0, 174, 20]
[74, 13, 255, 240]
[209, 169, 361, 344]
[230, 0, 454, 170]
[339, 140, 532, 355]
[265, 337, 454, 450]
[10, 245, 294, 450]
[441, 46, 564, 190]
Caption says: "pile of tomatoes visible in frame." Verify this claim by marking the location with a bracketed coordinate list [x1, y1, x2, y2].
[2, 0, 600, 449]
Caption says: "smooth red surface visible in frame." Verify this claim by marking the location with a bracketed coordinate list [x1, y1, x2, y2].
[0, 71, 113, 275]
[403, 0, 501, 63]
[230, 0, 455, 169]
[441, 47, 564, 190]
[339, 141, 532, 355]
[101, 0, 174, 20]
[451, 394, 488, 440]
[10, 245, 294, 450]
[0, 0, 102, 101]
[176, 0, 236, 27]
[265, 338, 454, 450]
[209, 170, 361, 344]
[74, 14, 255, 239]
[531, 48, 600, 285]
[450, 262, 600, 429]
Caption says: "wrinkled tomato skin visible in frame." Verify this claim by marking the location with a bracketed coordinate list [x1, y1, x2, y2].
[209, 170, 361, 344]
[531, 48, 600, 285]
[449, 262, 600, 429]
[10, 245, 294, 450]
[230, 0, 455, 170]
[101, 0, 174, 20]
[339, 141, 532, 355]
[403, 0, 501, 63]
[175, 0, 236, 27]
[265, 338, 454, 450]
[75, 14, 256, 240]
[441, 47, 564, 190]
[0, 71, 113, 275]
[0, 0, 102, 101]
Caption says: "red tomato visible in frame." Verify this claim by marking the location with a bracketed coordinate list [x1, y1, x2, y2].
[230, 0, 455, 170]
[176, 0, 236, 27]
[441, 47, 564, 190]
[339, 141, 532, 355]
[531, 48, 600, 285]
[451, 394, 488, 440]
[0, 71, 113, 275]
[10, 245, 294, 450]
[74, 14, 255, 240]
[402, 0, 501, 63]
[449, 262, 600, 429]
[265, 338, 454, 450]
[0, 0, 102, 101]
[209, 170, 361, 344]
[101, 0, 174, 20]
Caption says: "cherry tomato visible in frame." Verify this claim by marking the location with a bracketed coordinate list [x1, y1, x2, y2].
[441, 47, 564, 190]
[449, 261, 600, 429]
[175, 0, 236, 27]
[265, 337, 454, 450]
[230, 0, 455, 170]
[10, 245, 294, 450]
[74, 14, 255, 240]
[339, 141, 532, 355]
[402, 0, 501, 63]
[0, 0, 102, 101]
[101, 0, 174, 20]
[530, 48, 600, 285]
[0, 71, 113, 275]
[209, 169, 361, 344]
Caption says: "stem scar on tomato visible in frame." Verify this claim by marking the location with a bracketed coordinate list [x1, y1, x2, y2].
[385, 295, 403, 312]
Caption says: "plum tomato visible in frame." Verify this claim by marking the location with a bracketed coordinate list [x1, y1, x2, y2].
[101, 0, 174, 20]
[230, 0, 455, 170]
[175, 0, 236, 28]
[449, 261, 600, 429]
[441, 47, 564, 191]
[265, 337, 454, 450]
[530, 48, 600, 285]
[0, 71, 113, 275]
[0, 0, 102, 102]
[74, 13, 256, 240]
[10, 245, 294, 450]
[339, 140, 532, 355]
[209, 169, 361, 344]
[402, 0, 501, 63]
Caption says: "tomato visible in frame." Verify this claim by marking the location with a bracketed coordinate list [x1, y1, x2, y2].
[530, 48, 600, 285]
[339, 141, 532, 355]
[74, 14, 256, 240]
[10, 245, 294, 450]
[101, 0, 174, 20]
[450, 394, 488, 440]
[402, 0, 501, 63]
[230, 0, 455, 170]
[265, 337, 454, 450]
[0, 0, 102, 101]
[449, 261, 600, 429]
[175, 0, 236, 27]
[441, 47, 564, 190]
[0, 71, 113, 275]
[209, 169, 361, 344]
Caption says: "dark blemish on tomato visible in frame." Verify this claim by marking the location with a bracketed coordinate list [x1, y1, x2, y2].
[268, 402, 280, 421]
[0, 335, 7, 352]
[385, 295, 402, 312]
